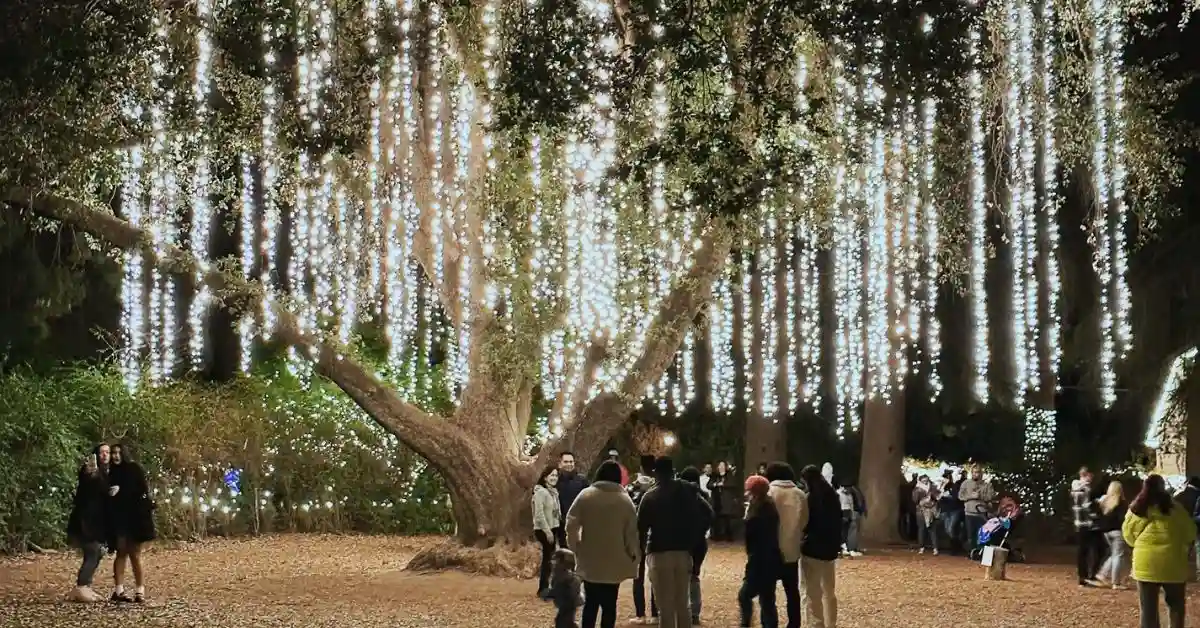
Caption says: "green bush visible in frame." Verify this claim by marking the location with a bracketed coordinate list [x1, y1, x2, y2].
[0, 365, 452, 553]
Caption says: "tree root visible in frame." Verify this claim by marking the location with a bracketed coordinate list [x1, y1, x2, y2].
[404, 539, 540, 579]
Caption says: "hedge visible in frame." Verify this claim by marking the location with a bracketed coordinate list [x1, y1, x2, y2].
[0, 365, 452, 553]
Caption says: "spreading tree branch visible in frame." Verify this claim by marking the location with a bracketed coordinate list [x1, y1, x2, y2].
[2, 186, 471, 466]
[535, 217, 735, 469]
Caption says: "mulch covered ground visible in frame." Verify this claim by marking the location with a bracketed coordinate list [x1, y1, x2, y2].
[0, 535, 1190, 627]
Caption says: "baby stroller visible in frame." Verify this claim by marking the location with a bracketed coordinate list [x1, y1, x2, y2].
[969, 495, 1025, 563]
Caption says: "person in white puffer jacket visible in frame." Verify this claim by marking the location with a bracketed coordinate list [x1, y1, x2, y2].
[766, 462, 809, 628]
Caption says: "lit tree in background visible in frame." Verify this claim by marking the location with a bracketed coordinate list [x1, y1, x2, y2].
[1, 0, 1193, 548]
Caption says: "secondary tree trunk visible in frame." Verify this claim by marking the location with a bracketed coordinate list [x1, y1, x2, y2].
[857, 394, 904, 545]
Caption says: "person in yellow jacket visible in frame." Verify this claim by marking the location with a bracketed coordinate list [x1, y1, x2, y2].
[1123, 474, 1197, 628]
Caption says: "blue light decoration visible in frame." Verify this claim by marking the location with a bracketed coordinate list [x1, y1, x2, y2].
[224, 467, 243, 496]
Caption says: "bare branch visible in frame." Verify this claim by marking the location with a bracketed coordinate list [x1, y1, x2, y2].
[3, 186, 470, 465]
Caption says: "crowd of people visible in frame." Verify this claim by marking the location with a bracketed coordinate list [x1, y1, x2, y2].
[898, 466, 998, 557]
[65, 442, 158, 603]
[1072, 468, 1199, 628]
[534, 449, 846, 628]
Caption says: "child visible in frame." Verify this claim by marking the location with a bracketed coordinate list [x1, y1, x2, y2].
[738, 475, 781, 628]
[551, 548, 583, 628]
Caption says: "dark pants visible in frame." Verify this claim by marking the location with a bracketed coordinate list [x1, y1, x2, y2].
[738, 569, 778, 628]
[965, 515, 987, 554]
[778, 561, 802, 628]
[536, 530, 555, 593]
[633, 552, 657, 618]
[582, 581, 619, 628]
[76, 542, 103, 587]
[690, 543, 707, 621]
[1076, 529, 1104, 583]
[712, 515, 735, 541]
[1137, 581, 1186, 628]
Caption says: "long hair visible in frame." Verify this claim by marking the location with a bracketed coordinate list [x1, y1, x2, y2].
[1130, 474, 1174, 517]
[1100, 481, 1124, 514]
[801, 464, 834, 502]
[536, 464, 558, 488]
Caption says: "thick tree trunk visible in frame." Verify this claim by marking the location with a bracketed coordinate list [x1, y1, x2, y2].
[857, 394, 904, 546]
[442, 448, 535, 546]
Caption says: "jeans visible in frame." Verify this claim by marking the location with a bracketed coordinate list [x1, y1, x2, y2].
[633, 551, 657, 618]
[1076, 529, 1104, 583]
[779, 561, 802, 628]
[581, 581, 618, 628]
[942, 510, 962, 547]
[916, 516, 939, 550]
[536, 530, 555, 593]
[1137, 581, 1185, 628]
[738, 567, 778, 628]
[690, 544, 707, 621]
[840, 511, 860, 552]
[800, 556, 837, 628]
[965, 515, 987, 554]
[76, 542, 103, 587]
[648, 551, 692, 628]
[1097, 530, 1128, 584]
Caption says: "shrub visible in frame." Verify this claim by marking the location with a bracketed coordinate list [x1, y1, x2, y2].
[0, 365, 452, 553]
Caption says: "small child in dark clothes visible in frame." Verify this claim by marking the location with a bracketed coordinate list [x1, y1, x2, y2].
[550, 548, 583, 628]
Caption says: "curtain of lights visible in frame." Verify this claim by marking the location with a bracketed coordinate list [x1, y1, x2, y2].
[117, 0, 1131, 455]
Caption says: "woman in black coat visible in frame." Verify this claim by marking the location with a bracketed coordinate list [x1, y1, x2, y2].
[738, 475, 781, 628]
[66, 444, 111, 602]
[108, 443, 156, 603]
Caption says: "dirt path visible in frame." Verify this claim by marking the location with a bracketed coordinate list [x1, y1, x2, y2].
[0, 535, 1181, 627]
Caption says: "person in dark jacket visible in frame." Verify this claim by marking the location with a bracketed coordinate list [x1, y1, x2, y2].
[707, 461, 741, 541]
[628, 455, 658, 623]
[637, 457, 713, 628]
[799, 465, 841, 628]
[108, 443, 156, 603]
[1175, 476, 1200, 581]
[556, 451, 590, 547]
[551, 548, 584, 628]
[679, 466, 712, 624]
[66, 445, 111, 602]
[738, 475, 782, 628]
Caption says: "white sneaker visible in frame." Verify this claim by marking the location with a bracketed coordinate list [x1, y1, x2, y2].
[933, 549, 939, 555]
[68, 586, 103, 603]
[918, 548, 926, 554]
[850, 550, 863, 557]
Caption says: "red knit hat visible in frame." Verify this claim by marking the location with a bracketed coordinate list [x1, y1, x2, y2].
[744, 474, 769, 497]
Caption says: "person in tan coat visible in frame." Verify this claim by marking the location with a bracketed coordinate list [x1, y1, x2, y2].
[767, 462, 808, 628]
[565, 460, 641, 628]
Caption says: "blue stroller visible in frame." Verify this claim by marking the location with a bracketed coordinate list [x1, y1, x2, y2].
[969, 495, 1025, 563]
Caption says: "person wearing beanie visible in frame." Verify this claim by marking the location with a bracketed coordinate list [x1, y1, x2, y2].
[766, 462, 807, 628]
[636, 457, 713, 628]
[738, 475, 782, 628]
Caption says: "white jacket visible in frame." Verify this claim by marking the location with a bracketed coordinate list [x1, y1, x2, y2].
[532, 484, 562, 533]
[768, 480, 809, 564]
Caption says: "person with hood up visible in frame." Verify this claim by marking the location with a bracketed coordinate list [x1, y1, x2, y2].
[766, 462, 807, 628]
[1124, 474, 1197, 628]
[637, 457, 713, 628]
[565, 460, 640, 628]
[738, 475, 782, 628]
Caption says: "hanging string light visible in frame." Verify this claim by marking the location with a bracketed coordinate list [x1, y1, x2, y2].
[967, 25, 990, 404]
[146, 14, 172, 386]
[121, 145, 146, 391]
[920, 98, 941, 398]
[189, 0, 213, 371]
[239, 155, 256, 373]
[1040, 0, 1062, 388]
[1091, 0, 1117, 407]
